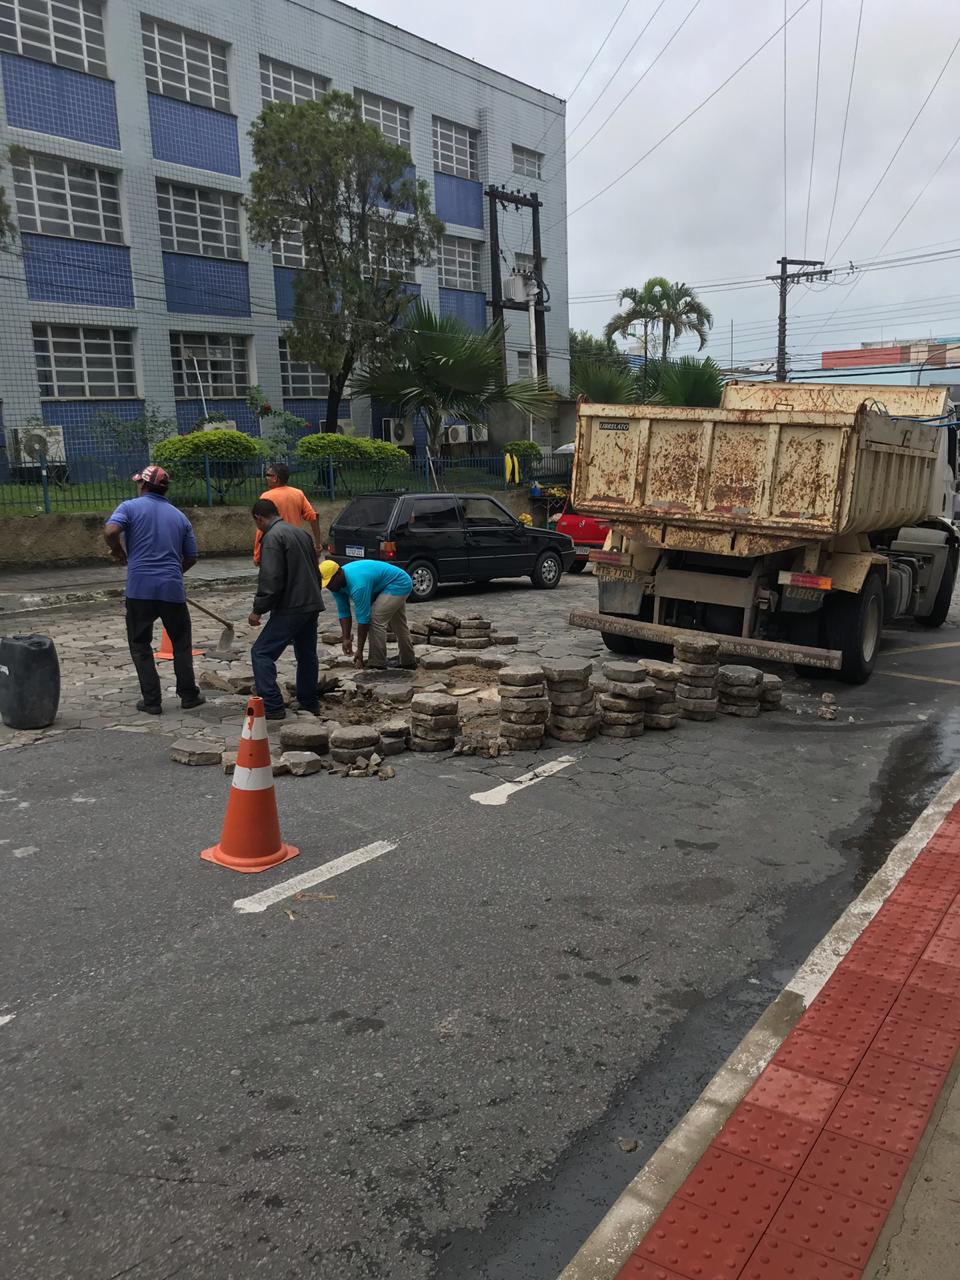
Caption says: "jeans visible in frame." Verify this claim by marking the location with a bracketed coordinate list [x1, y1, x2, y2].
[367, 592, 416, 668]
[251, 610, 320, 714]
[125, 598, 200, 707]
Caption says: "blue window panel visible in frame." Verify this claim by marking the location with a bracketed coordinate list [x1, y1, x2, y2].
[175, 400, 259, 437]
[147, 94, 241, 176]
[163, 253, 250, 317]
[22, 235, 134, 308]
[274, 266, 296, 321]
[1, 54, 119, 148]
[40, 400, 145, 469]
[434, 172, 483, 229]
[439, 287, 487, 332]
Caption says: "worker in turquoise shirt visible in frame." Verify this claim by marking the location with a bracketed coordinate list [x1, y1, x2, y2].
[320, 559, 416, 671]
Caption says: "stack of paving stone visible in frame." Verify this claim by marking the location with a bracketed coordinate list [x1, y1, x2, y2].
[640, 660, 682, 730]
[717, 665, 763, 717]
[595, 661, 659, 738]
[454, 614, 493, 650]
[760, 673, 783, 711]
[413, 610, 494, 650]
[673, 636, 720, 722]
[542, 659, 598, 743]
[498, 664, 549, 750]
[409, 691, 459, 752]
[330, 724, 382, 765]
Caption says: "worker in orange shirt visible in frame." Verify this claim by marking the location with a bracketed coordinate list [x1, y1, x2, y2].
[253, 463, 320, 565]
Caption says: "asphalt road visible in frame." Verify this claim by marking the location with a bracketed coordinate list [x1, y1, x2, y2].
[3, 577, 960, 1280]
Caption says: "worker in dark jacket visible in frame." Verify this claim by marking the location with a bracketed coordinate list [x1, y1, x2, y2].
[248, 498, 324, 720]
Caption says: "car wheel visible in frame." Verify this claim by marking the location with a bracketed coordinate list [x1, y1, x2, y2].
[407, 560, 438, 602]
[531, 551, 563, 589]
[568, 559, 587, 574]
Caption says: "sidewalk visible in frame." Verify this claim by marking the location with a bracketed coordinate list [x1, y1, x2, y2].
[568, 782, 960, 1280]
[0, 556, 256, 615]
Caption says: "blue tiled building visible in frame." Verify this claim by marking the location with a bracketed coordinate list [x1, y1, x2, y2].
[0, 0, 568, 465]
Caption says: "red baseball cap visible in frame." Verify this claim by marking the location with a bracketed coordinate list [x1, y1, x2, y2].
[132, 464, 170, 487]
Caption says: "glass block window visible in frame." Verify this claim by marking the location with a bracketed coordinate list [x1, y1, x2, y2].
[433, 117, 477, 180]
[357, 90, 410, 151]
[512, 144, 542, 180]
[33, 324, 136, 398]
[279, 338, 328, 398]
[141, 16, 229, 113]
[273, 225, 305, 268]
[170, 332, 249, 398]
[0, 0, 107, 77]
[156, 181, 241, 259]
[260, 56, 328, 106]
[438, 235, 481, 291]
[12, 152, 122, 243]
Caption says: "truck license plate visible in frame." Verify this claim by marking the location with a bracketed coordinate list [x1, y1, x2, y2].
[345, 545, 365, 558]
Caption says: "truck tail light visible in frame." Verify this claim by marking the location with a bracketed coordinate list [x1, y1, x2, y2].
[380, 540, 397, 559]
[590, 549, 631, 566]
[778, 571, 833, 591]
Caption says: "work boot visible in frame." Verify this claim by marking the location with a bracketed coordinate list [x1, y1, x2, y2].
[136, 699, 162, 715]
[181, 694, 206, 710]
[264, 707, 286, 721]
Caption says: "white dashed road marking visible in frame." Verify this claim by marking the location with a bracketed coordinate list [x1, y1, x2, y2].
[469, 755, 577, 806]
[232, 841, 397, 914]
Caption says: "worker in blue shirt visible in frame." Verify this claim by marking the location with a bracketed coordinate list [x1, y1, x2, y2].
[320, 559, 416, 670]
[103, 464, 204, 715]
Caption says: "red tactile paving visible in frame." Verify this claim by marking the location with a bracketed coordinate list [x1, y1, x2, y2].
[767, 1179, 887, 1268]
[848, 1047, 948, 1116]
[612, 797, 960, 1280]
[798, 1130, 909, 1210]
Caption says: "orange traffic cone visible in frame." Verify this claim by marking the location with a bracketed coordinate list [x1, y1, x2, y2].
[200, 696, 299, 873]
[156, 626, 204, 660]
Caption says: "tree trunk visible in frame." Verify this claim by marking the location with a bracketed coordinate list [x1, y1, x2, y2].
[660, 319, 670, 385]
[323, 354, 355, 433]
[642, 324, 649, 401]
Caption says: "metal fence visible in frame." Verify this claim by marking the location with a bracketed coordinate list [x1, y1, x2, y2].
[0, 452, 573, 515]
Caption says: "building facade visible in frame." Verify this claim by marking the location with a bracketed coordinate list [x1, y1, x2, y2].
[0, 0, 568, 466]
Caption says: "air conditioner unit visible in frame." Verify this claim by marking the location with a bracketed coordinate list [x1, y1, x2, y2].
[383, 416, 414, 446]
[445, 424, 470, 445]
[470, 424, 489, 444]
[9, 423, 66, 465]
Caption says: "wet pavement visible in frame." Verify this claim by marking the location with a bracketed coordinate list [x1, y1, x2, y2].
[2, 572, 960, 1279]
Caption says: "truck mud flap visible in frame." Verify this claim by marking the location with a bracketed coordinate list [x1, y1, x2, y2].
[569, 609, 843, 670]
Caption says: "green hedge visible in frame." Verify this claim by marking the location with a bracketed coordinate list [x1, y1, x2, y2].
[504, 439, 542, 461]
[297, 434, 410, 468]
[153, 429, 262, 463]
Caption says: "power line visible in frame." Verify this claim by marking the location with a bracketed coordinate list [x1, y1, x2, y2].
[563, 0, 703, 167]
[822, 0, 864, 260]
[802, 0, 823, 257]
[561, 0, 671, 152]
[555, 0, 815, 229]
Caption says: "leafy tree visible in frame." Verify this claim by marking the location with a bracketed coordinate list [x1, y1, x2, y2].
[653, 356, 724, 408]
[153, 428, 260, 503]
[570, 361, 639, 405]
[352, 300, 555, 455]
[297, 434, 380, 463]
[504, 439, 542, 461]
[89, 403, 177, 459]
[0, 149, 18, 249]
[569, 328, 631, 371]
[246, 92, 444, 433]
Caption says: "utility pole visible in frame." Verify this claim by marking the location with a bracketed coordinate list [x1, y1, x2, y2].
[485, 185, 549, 380]
[766, 256, 831, 381]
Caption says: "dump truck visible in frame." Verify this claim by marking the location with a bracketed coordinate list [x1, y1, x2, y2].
[568, 382, 959, 682]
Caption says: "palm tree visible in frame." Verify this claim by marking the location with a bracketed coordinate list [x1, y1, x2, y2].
[656, 281, 714, 364]
[605, 279, 667, 398]
[351, 300, 555, 454]
[653, 356, 724, 409]
[570, 360, 639, 405]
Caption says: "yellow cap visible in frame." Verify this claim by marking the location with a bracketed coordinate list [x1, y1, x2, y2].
[319, 559, 341, 589]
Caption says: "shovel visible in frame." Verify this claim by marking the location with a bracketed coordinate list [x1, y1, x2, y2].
[187, 596, 237, 659]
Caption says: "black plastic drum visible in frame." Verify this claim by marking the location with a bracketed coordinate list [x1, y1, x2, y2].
[0, 634, 61, 730]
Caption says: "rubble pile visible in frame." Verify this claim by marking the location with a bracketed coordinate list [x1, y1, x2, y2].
[673, 636, 720, 723]
[718, 665, 763, 718]
[409, 691, 459, 752]
[594, 661, 660, 738]
[639, 660, 681, 730]
[543, 659, 597, 743]
[497, 664, 549, 751]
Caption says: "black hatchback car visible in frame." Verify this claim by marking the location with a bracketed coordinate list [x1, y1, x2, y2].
[329, 492, 576, 602]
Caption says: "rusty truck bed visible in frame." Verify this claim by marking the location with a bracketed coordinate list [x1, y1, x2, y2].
[571, 391, 944, 550]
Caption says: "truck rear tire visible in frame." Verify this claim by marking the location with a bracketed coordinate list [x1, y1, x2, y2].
[826, 573, 884, 684]
[917, 548, 957, 629]
[601, 630, 641, 655]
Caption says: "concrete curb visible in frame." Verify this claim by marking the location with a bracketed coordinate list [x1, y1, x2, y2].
[558, 764, 960, 1280]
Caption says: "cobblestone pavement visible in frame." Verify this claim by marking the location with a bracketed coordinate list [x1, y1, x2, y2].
[0, 574, 610, 753]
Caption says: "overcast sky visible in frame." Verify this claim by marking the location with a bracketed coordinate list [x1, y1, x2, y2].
[358, 0, 960, 372]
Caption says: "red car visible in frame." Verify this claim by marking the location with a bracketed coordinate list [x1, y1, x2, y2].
[555, 501, 609, 573]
